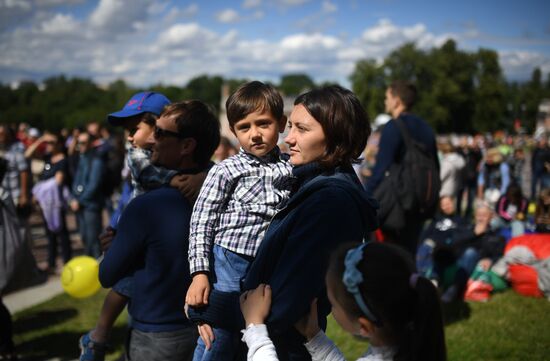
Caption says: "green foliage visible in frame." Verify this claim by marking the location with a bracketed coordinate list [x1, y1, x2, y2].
[0, 47, 547, 133]
[350, 41, 547, 133]
[11, 289, 550, 360]
[279, 73, 315, 96]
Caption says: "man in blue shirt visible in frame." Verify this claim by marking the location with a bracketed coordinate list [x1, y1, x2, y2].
[365, 81, 438, 254]
[99, 100, 220, 361]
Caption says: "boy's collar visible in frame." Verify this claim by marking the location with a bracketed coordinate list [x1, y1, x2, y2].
[239, 146, 283, 164]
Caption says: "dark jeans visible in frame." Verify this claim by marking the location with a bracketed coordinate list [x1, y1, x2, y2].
[531, 172, 550, 200]
[0, 299, 14, 353]
[456, 183, 476, 219]
[44, 210, 72, 268]
[383, 216, 424, 256]
[77, 208, 102, 258]
[128, 327, 197, 361]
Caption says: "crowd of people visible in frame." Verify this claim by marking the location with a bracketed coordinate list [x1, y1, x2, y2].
[0, 80, 549, 361]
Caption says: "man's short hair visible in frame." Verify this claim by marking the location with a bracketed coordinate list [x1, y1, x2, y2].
[294, 85, 371, 168]
[162, 100, 220, 167]
[226, 81, 284, 129]
[388, 80, 417, 110]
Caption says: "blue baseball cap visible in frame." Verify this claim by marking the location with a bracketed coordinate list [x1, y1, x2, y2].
[107, 91, 171, 125]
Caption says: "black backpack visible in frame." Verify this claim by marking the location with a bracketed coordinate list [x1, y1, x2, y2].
[393, 117, 440, 218]
[375, 118, 440, 229]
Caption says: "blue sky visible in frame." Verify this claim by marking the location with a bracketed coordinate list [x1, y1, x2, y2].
[0, 0, 548, 88]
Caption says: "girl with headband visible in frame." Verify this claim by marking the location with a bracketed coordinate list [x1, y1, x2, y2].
[240, 242, 446, 361]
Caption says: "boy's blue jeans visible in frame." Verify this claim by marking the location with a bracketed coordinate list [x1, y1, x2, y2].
[192, 245, 253, 361]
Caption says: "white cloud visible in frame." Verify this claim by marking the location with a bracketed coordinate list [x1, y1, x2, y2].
[41, 13, 79, 34]
[164, 4, 199, 23]
[216, 8, 240, 24]
[322, 0, 337, 14]
[0, 4, 546, 89]
[252, 10, 264, 19]
[89, 0, 154, 35]
[499, 50, 550, 79]
[242, 0, 261, 9]
[277, 0, 310, 6]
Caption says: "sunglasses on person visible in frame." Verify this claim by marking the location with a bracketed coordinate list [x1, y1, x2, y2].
[154, 126, 187, 140]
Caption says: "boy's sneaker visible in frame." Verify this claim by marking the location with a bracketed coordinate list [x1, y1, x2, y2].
[79, 332, 107, 361]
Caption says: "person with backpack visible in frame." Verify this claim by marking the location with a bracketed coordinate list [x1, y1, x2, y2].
[365, 81, 439, 255]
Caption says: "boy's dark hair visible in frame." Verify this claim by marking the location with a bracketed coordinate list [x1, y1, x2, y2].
[141, 112, 158, 127]
[327, 242, 447, 361]
[226, 81, 284, 129]
[389, 80, 417, 110]
[162, 100, 220, 167]
[294, 85, 370, 168]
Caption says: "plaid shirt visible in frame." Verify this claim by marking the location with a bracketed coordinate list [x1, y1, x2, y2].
[189, 147, 293, 274]
[0, 142, 28, 205]
[127, 143, 178, 198]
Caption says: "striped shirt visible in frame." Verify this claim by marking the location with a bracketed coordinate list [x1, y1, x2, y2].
[188, 147, 293, 274]
[0, 142, 28, 205]
[126, 143, 178, 198]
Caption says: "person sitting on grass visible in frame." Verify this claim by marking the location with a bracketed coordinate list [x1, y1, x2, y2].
[240, 242, 447, 361]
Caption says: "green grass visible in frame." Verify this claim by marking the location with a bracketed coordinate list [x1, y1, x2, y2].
[12, 289, 550, 360]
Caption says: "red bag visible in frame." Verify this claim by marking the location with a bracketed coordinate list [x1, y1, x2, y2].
[508, 264, 544, 298]
[464, 279, 493, 302]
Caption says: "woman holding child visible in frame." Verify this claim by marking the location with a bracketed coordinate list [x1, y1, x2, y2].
[240, 85, 378, 360]
[190, 85, 379, 360]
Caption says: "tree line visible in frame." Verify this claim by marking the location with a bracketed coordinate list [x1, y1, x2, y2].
[1, 39, 549, 133]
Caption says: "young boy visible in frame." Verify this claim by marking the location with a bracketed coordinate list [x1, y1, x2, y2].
[79, 91, 198, 361]
[186, 81, 293, 360]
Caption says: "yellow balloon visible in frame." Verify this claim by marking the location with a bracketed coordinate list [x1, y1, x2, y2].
[61, 256, 101, 298]
[528, 202, 537, 215]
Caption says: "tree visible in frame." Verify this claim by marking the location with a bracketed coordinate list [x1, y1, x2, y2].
[349, 59, 386, 121]
[279, 74, 315, 96]
[472, 49, 507, 132]
[522, 68, 544, 130]
[425, 40, 476, 133]
[183, 75, 223, 112]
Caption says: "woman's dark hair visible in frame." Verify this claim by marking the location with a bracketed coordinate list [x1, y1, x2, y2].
[327, 242, 446, 361]
[294, 85, 371, 168]
[505, 182, 524, 205]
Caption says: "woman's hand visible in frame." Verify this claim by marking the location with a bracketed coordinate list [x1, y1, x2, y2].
[295, 298, 320, 341]
[197, 323, 215, 350]
[240, 284, 272, 325]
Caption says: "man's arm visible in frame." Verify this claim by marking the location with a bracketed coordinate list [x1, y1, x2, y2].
[364, 122, 401, 193]
[99, 198, 146, 287]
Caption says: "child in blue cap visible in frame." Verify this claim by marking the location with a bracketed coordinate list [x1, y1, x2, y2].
[79, 91, 206, 361]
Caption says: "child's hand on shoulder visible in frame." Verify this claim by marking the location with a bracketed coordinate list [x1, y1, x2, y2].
[240, 284, 272, 325]
[186, 273, 211, 307]
[170, 172, 207, 204]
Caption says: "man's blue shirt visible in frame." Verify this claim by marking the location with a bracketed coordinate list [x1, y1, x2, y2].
[99, 186, 193, 332]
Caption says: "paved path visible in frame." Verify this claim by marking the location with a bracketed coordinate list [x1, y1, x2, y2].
[4, 211, 86, 314]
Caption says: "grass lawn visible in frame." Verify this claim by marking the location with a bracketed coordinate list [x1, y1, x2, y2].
[11, 289, 550, 360]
